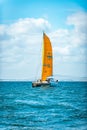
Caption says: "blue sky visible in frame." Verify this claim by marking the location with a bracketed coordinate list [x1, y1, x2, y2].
[1, 0, 87, 28]
[0, 0, 87, 81]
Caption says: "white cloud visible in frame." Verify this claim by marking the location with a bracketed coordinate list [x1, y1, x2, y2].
[0, 12, 87, 80]
[67, 11, 87, 33]
[7, 18, 51, 36]
[0, 18, 51, 79]
[0, 18, 51, 63]
[51, 11, 87, 64]
[53, 46, 70, 55]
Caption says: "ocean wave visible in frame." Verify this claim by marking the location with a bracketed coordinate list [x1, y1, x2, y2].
[0, 81, 87, 130]
[15, 99, 44, 106]
[57, 102, 80, 110]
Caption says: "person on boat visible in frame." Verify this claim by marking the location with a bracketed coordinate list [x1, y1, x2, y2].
[46, 78, 50, 83]
[37, 79, 42, 83]
[40, 79, 42, 83]
[56, 80, 58, 82]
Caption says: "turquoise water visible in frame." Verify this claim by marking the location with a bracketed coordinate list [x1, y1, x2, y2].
[0, 81, 87, 130]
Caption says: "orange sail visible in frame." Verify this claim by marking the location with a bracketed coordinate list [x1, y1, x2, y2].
[41, 33, 53, 81]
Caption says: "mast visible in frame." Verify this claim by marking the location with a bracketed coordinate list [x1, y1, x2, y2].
[41, 33, 53, 81]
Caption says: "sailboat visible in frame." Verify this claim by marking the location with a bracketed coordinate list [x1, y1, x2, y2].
[32, 33, 58, 87]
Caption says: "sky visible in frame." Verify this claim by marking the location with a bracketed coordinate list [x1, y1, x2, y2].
[0, 0, 87, 81]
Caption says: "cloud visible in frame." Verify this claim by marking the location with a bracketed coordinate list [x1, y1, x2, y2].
[53, 46, 70, 55]
[0, 18, 51, 79]
[0, 18, 51, 63]
[51, 11, 87, 64]
[8, 18, 51, 36]
[0, 12, 87, 79]
[67, 11, 87, 33]
[0, 18, 51, 41]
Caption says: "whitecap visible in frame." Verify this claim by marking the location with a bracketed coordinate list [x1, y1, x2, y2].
[15, 99, 44, 106]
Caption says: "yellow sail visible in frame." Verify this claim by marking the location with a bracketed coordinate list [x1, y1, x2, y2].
[41, 33, 53, 81]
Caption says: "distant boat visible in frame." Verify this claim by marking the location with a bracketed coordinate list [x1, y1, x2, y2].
[32, 33, 58, 87]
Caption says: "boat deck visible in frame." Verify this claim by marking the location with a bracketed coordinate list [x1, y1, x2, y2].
[32, 81, 50, 87]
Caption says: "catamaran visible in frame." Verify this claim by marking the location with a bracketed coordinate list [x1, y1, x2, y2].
[32, 33, 58, 87]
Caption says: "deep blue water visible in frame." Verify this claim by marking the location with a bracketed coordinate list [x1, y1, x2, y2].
[0, 81, 87, 130]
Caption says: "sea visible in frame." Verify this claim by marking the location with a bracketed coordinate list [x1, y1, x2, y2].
[0, 81, 87, 130]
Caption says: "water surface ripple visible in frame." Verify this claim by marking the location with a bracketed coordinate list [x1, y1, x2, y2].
[0, 81, 87, 130]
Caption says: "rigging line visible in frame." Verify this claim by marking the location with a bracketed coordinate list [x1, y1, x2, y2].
[34, 37, 42, 80]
